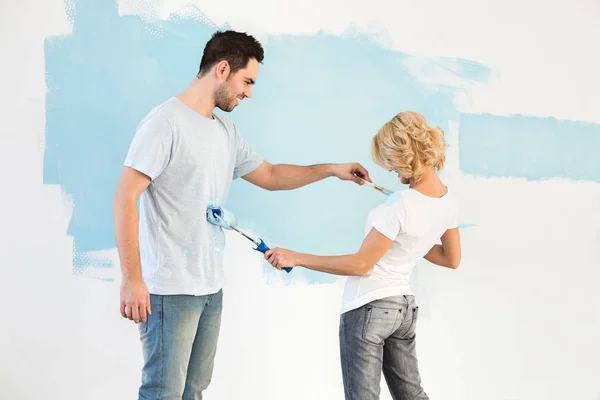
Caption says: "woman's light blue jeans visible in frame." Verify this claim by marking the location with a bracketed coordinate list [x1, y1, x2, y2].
[339, 295, 429, 400]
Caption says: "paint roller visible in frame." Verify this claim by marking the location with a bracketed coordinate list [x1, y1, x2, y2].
[206, 206, 293, 273]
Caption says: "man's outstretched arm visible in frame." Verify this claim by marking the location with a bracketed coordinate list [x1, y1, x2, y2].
[242, 161, 372, 191]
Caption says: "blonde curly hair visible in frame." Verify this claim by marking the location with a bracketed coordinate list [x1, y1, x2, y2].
[371, 111, 446, 182]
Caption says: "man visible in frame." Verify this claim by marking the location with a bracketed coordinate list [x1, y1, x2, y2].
[113, 30, 371, 400]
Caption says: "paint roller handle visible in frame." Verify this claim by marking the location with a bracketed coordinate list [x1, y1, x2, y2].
[253, 239, 292, 273]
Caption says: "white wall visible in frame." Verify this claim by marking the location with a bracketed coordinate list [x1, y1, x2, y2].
[1, 0, 599, 399]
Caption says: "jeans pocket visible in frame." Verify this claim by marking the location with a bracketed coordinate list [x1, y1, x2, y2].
[138, 320, 148, 336]
[401, 306, 419, 339]
[362, 305, 401, 345]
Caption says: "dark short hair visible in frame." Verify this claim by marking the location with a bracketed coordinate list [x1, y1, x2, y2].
[198, 30, 264, 77]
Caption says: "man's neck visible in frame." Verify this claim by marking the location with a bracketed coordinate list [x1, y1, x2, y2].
[177, 77, 216, 119]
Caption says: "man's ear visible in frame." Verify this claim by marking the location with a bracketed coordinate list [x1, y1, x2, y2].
[215, 60, 230, 81]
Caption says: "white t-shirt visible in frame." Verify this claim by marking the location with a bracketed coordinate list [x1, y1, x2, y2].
[124, 97, 263, 296]
[340, 187, 459, 314]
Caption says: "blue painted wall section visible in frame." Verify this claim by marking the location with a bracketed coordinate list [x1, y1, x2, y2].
[458, 113, 600, 182]
[44, 0, 489, 282]
[223, 32, 489, 283]
[44, 0, 222, 273]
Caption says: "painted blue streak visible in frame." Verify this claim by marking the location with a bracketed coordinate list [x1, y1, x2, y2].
[44, 0, 490, 281]
[44, 0, 221, 267]
[459, 113, 600, 182]
[224, 33, 488, 283]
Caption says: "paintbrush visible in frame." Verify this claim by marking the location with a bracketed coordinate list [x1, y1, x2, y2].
[359, 178, 394, 196]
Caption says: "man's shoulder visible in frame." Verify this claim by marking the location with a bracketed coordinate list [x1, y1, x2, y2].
[151, 97, 188, 119]
[138, 98, 179, 126]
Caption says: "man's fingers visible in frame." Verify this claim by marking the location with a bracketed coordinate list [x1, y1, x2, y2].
[120, 301, 127, 318]
[352, 172, 370, 184]
[350, 172, 365, 185]
[147, 294, 152, 315]
[353, 163, 372, 182]
[139, 302, 148, 324]
[132, 303, 140, 323]
[124, 303, 132, 320]
[362, 170, 372, 182]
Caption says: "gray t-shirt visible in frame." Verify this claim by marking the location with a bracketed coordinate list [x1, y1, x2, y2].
[124, 97, 263, 295]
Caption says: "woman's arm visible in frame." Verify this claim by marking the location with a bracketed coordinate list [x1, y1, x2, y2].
[264, 228, 393, 276]
[424, 227, 461, 269]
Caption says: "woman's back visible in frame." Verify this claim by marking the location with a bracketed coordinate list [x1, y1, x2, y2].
[341, 186, 458, 313]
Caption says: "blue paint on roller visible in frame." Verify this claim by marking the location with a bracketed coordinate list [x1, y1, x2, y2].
[206, 204, 237, 230]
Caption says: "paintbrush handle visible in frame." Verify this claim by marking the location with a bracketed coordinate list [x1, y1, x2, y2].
[361, 179, 393, 195]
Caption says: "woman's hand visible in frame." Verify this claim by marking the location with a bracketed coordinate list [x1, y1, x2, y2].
[265, 248, 300, 271]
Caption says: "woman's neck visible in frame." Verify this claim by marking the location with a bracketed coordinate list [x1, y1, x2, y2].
[409, 167, 447, 198]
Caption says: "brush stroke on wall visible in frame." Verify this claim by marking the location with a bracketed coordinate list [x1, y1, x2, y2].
[44, 0, 598, 287]
[459, 113, 600, 182]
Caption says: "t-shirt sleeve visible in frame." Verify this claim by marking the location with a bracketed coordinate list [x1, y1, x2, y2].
[124, 111, 173, 181]
[232, 126, 264, 180]
[371, 202, 408, 240]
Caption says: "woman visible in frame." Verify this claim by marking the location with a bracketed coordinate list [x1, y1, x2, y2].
[265, 111, 461, 400]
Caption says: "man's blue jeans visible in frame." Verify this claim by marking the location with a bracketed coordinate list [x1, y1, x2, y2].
[137, 290, 223, 400]
[339, 295, 429, 400]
